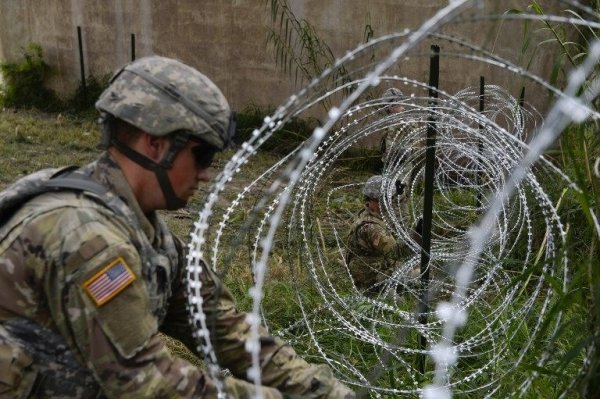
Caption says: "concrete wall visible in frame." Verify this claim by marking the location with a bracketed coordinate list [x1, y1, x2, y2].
[0, 1, 559, 114]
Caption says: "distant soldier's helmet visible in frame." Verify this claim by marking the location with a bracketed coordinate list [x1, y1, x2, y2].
[382, 87, 404, 103]
[362, 175, 384, 199]
[96, 55, 234, 150]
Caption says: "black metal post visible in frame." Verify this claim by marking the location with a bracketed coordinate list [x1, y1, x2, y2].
[417, 44, 440, 375]
[519, 86, 525, 108]
[131, 33, 136, 61]
[77, 26, 87, 100]
[476, 76, 485, 208]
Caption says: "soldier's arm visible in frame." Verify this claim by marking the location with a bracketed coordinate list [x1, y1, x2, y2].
[157, 235, 354, 398]
[159, 235, 203, 354]
[360, 223, 410, 259]
[198, 261, 354, 399]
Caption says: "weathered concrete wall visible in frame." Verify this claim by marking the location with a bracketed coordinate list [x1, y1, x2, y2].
[0, 1, 557, 114]
[0, 0, 293, 111]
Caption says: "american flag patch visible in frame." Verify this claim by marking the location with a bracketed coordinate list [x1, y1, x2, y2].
[83, 257, 136, 307]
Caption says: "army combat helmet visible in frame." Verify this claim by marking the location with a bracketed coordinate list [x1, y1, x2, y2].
[363, 175, 384, 199]
[383, 87, 404, 102]
[96, 55, 235, 209]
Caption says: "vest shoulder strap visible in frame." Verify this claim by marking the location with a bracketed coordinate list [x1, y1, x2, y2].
[0, 167, 109, 227]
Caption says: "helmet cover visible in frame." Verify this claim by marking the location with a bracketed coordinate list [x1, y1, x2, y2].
[383, 87, 404, 102]
[363, 175, 384, 199]
[96, 55, 231, 149]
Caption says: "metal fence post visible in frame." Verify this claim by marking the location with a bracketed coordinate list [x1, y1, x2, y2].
[417, 44, 440, 375]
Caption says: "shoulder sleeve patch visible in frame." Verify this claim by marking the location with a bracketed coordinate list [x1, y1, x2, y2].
[83, 257, 136, 306]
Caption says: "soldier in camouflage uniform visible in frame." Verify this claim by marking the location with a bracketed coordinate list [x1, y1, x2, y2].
[0, 56, 354, 398]
[346, 175, 417, 293]
[379, 88, 422, 191]
[380, 88, 409, 166]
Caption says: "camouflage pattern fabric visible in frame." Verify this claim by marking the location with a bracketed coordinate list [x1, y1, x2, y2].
[96, 55, 232, 150]
[382, 87, 404, 102]
[362, 175, 383, 199]
[0, 152, 354, 398]
[0, 318, 103, 399]
[0, 166, 76, 226]
[346, 206, 411, 291]
[380, 125, 411, 165]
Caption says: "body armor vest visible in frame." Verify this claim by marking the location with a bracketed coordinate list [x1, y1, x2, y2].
[0, 166, 180, 396]
[0, 166, 179, 322]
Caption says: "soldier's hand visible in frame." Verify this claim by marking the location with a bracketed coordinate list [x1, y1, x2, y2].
[220, 376, 284, 399]
[394, 180, 406, 197]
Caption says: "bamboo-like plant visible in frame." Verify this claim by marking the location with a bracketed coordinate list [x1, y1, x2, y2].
[265, 0, 353, 100]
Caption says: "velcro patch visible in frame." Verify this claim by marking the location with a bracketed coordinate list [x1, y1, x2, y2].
[83, 257, 136, 307]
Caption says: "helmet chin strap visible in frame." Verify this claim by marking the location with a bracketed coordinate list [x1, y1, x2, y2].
[154, 168, 188, 210]
[110, 134, 190, 210]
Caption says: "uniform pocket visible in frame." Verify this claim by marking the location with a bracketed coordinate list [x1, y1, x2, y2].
[0, 338, 35, 397]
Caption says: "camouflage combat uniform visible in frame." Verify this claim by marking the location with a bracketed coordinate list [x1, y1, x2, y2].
[381, 125, 410, 166]
[345, 206, 411, 291]
[380, 122, 424, 191]
[0, 153, 353, 399]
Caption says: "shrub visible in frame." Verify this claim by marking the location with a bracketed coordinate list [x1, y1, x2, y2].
[235, 104, 317, 155]
[0, 43, 62, 111]
[66, 73, 111, 116]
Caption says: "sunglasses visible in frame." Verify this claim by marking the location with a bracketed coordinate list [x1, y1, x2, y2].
[176, 111, 236, 169]
[190, 140, 219, 169]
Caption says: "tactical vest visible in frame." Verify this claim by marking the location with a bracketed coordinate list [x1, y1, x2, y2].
[0, 166, 181, 397]
[0, 166, 179, 321]
[346, 209, 387, 261]
[346, 207, 403, 290]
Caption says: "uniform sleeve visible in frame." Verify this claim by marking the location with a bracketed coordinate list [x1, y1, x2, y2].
[159, 235, 203, 355]
[198, 263, 355, 399]
[30, 204, 221, 398]
[359, 221, 415, 261]
[159, 236, 354, 398]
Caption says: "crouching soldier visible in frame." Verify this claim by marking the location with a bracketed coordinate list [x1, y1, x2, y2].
[346, 175, 420, 294]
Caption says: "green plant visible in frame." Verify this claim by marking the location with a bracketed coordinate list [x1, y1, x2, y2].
[0, 43, 62, 111]
[265, 0, 355, 105]
[552, 122, 600, 397]
[495, 3, 600, 394]
[66, 73, 111, 116]
[510, 1, 599, 100]
[235, 104, 318, 155]
[517, 2, 600, 396]
[266, 0, 339, 87]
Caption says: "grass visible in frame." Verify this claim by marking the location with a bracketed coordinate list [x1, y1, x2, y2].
[0, 107, 596, 397]
[0, 109, 98, 186]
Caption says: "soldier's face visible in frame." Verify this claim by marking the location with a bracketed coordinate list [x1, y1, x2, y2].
[388, 104, 404, 114]
[167, 141, 211, 201]
[368, 198, 381, 214]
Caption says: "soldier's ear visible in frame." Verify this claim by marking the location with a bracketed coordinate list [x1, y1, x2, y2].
[142, 134, 169, 162]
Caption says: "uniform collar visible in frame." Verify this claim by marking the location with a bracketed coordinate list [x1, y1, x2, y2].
[361, 204, 384, 221]
[84, 152, 158, 242]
